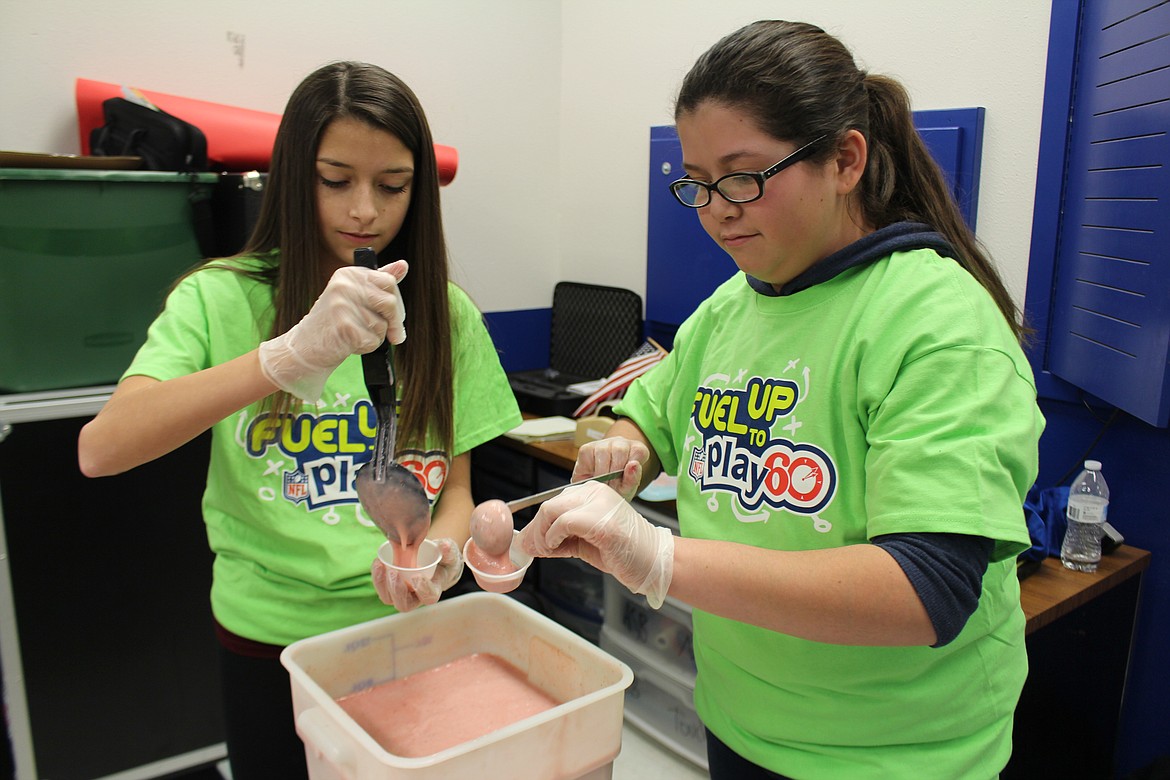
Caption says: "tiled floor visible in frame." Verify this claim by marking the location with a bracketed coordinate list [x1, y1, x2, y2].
[614, 721, 708, 779]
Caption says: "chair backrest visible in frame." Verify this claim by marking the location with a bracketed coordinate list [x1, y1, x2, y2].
[549, 282, 643, 380]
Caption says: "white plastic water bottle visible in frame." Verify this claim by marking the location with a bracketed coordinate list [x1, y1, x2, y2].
[1060, 460, 1110, 572]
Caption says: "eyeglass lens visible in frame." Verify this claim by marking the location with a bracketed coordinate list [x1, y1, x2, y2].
[673, 174, 760, 207]
[714, 175, 761, 202]
[671, 134, 826, 208]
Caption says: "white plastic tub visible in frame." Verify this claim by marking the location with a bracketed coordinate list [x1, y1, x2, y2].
[281, 591, 634, 780]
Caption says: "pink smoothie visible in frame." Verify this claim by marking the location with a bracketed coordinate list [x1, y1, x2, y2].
[470, 499, 514, 556]
[466, 540, 518, 575]
[387, 538, 420, 569]
[336, 652, 559, 757]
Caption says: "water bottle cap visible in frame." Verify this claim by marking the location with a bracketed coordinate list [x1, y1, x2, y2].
[1085, 459, 1102, 470]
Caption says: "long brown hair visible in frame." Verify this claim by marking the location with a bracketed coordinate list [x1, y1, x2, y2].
[675, 20, 1028, 343]
[238, 61, 453, 452]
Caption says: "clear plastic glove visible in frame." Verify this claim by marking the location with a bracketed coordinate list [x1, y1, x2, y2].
[572, 436, 650, 501]
[370, 537, 463, 613]
[259, 260, 408, 402]
[518, 481, 673, 608]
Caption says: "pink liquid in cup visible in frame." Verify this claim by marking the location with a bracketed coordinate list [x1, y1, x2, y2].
[466, 539, 518, 574]
[389, 539, 420, 569]
[377, 539, 441, 579]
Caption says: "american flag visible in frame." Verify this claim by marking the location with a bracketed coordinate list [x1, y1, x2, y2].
[572, 339, 668, 418]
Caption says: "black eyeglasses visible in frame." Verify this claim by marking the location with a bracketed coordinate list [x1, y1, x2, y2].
[669, 135, 827, 208]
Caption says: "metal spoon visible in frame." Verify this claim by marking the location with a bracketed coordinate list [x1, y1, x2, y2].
[505, 469, 625, 513]
[351, 247, 431, 553]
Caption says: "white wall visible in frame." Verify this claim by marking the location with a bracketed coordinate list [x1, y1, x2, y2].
[1, 0, 1051, 313]
[557, 1, 1053, 308]
[0, 0, 563, 312]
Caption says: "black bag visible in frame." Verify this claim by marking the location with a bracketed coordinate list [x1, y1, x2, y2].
[89, 97, 208, 172]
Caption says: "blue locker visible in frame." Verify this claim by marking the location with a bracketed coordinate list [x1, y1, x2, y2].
[1044, 0, 1170, 427]
[644, 125, 738, 349]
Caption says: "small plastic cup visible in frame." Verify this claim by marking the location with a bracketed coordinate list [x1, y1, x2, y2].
[463, 531, 534, 594]
[377, 538, 441, 579]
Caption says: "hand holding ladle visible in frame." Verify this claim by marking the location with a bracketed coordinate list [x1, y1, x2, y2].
[351, 247, 431, 563]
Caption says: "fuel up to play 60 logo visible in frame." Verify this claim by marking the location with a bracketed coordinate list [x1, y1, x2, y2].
[243, 401, 446, 512]
[688, 376, 836, 517]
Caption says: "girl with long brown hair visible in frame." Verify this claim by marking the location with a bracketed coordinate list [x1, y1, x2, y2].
[78, 61, 519, 778]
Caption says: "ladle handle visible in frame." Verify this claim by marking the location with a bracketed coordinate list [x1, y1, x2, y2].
[353, 247, 394, 407]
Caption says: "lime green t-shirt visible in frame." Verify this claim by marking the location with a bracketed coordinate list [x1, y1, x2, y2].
[617, 247, 1044, 779]
[124, 255, 521, 645]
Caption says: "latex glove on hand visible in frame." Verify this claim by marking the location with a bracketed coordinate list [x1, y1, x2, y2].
[259, 260, 408, 402]
[371, 537, 463, 613]
[572, 436, 651, 501]
[518, 481, 673, 608]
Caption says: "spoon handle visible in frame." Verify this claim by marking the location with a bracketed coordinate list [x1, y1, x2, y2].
[354, 247, 397, 476]
[506, 469, 625, 513]
[353, 247, 393, 403]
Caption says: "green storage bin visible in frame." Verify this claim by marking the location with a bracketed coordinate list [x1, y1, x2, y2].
[0, 168, 217, 393]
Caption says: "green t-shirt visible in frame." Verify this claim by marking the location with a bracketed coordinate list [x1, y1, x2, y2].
[125, 255, 521, 645]
[617, 248, 1044, 779]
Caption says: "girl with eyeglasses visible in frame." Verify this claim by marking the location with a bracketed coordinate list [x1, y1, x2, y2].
[519, 20, 1042, 780]
[78, 62, 520, 778]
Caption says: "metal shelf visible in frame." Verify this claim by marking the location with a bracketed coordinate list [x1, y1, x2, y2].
[0, 386, 115, 433]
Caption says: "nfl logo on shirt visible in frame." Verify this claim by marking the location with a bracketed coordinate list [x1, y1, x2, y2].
[284, 470, 310, 503]
[689, 448, 706, 481]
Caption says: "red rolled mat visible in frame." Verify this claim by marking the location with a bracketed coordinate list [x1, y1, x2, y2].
[75, 77, 458, 184]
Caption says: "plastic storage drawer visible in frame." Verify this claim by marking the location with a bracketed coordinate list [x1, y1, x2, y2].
[603, 575, 696, 682]
[539, 555, 605, 621]
[0, 168, 216, 392]
[541, 591, 603, 645]
[599, 626, 708, 770]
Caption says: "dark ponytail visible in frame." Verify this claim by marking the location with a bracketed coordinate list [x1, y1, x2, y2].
[861, 75, 1027, 342]
[676, 20, 1028, 343]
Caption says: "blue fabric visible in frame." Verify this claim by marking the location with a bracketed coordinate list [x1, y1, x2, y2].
[1020, 485, 1070, 561]
[745, 221, 957, 297]
[876, 532, 993, 647]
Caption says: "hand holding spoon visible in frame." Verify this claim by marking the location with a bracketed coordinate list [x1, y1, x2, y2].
[352, 247, 431, 563]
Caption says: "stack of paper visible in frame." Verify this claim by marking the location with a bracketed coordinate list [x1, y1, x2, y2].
[505, 416, 578, 443]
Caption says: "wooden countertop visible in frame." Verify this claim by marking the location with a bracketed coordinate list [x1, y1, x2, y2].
[1020, 544, 1150, 634]
[498, 434, 578, 471]
[495, 432, 1152, 637]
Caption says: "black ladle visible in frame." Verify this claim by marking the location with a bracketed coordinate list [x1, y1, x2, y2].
[352, 248, 431, 556]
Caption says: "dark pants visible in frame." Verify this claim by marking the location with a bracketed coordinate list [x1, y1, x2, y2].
[218, 644, 309, 780]
[706, 728, 795, 780]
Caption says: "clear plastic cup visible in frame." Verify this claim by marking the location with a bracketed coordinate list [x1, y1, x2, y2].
[377, 538, 441, 579]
